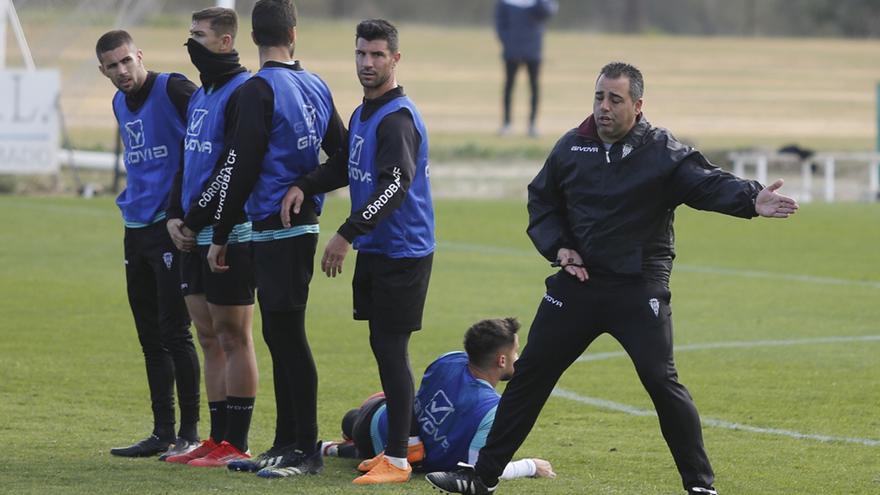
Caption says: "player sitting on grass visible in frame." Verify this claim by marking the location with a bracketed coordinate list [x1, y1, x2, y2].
[322, 318, 555, 481]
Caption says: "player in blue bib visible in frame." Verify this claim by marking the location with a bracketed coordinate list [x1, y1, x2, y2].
[191, 0, 348, 476]
[322, 318, 555, 482]
[284, 19, 434, 485]
[162, 7, 258, 466]
[97, 29, 201, 458]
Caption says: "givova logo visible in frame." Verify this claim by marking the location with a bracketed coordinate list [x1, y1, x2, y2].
[349, 134, 364, 168]
[123, 119, 168, 164]
[302, 103, 316, 129]
[571, 145, 599, 153]
[124, 120, 145, 149]
[296, 104, 321, 150]
[185, 108, 213, 153]
[187, 109, 209, 136]
[543, 293, 564, 308]
[425, 390, 454, 425]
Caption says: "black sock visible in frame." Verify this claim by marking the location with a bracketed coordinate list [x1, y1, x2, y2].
[208, 400, 227, 443]
[153, 423, 175, 443]
[177, 422, 198, 442]
[225, 396, 254, 452]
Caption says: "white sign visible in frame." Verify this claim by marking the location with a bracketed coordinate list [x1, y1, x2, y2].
[0, 69, 60, 173]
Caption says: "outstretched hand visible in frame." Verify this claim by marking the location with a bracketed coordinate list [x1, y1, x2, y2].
[532, 458, 556, 478]
[755, 179, 799, 218]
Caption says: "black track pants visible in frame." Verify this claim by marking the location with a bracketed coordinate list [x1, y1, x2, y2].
[474, 271, 714, 491]
[502, 59, 541, 125]
[124, 223, 200, 434]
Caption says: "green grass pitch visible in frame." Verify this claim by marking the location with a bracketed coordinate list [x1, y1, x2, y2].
[0, 195, 877, 494]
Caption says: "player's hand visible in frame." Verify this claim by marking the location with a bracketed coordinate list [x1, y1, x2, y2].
[166, 218, 196, 252]
[206, 243, 229, 273]
[281, 185, 305, 228]
[555, 247, 589, 282]
[532, 458, 556, 478]
[755, 178, 799, 218]
[321, 233, 351, 278]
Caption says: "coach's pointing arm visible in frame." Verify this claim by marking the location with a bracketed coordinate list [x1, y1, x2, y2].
[668, 153, 798, 219]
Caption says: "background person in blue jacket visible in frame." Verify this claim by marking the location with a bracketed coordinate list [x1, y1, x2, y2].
[323, 318, 555, 481]
[494, 0, 558, 137]
[97, 30, 201, 458]
[426, 62, 799, 495]
[283, 18, 434, 486]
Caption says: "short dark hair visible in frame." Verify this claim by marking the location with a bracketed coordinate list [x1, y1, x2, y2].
[252, 0, 297, 47]
[95, 29, 133, 60]
[463, 317, 520, 369]
[192, 7, 238, 39]
[356, 19, 399, 53]
[599, 61, 644, 101]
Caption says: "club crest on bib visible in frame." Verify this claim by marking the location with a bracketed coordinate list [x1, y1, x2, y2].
[163, 252, 173, 270]
[649, 298, 660, 317]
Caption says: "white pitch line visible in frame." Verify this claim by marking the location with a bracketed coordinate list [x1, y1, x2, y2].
[560, 335, 880, 447]
[436, 241, 880, 289]
[551, 387, 880, 447]
[675, 264, 880, 289]
[576, 335, 880, 363]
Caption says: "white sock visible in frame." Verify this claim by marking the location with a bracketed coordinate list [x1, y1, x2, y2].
[385, 455, 408, 469]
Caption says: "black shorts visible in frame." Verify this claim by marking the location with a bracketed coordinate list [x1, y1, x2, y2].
[352, 252, 433, 332]
[180, 243, 255, 306]
[252, 234, 318, 312]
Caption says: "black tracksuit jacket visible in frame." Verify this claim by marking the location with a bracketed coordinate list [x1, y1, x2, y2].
[527, 113, 763, 286]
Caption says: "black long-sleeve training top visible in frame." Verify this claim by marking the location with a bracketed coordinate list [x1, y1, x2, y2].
[182, 61, 348, 244]
[294, 86, 421, 243]
[167, 68, 248, 222]
[527, 113, 762, 286]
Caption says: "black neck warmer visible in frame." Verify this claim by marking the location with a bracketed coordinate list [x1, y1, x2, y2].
[185, 38, 247, 88]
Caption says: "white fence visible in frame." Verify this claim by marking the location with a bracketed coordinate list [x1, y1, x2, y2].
[56, 149, 880, 202]
[728, 151, 880, 203]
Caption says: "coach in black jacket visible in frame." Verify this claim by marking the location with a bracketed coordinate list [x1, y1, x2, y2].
[427, 62, 798, 495]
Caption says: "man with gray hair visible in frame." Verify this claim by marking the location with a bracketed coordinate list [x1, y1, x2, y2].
[426, 62, 799, 495]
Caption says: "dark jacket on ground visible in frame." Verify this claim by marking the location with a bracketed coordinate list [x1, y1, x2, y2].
[495, 0, 558, 62]
[527, 113, 762, 286]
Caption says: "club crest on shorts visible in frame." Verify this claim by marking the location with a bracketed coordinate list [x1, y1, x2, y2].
[163, 252, 173, 270]
[649, 298, 660, 317]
